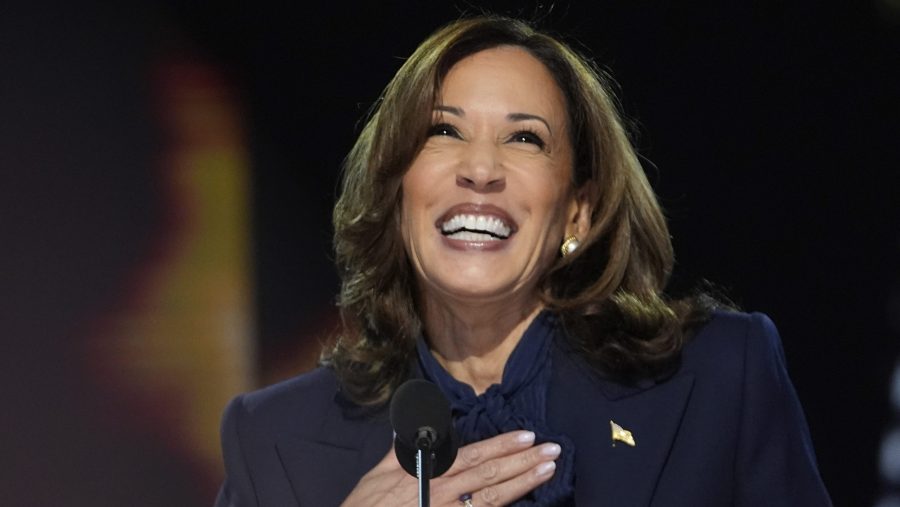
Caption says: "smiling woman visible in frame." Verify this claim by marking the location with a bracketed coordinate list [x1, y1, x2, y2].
[215, 16, 832, 507]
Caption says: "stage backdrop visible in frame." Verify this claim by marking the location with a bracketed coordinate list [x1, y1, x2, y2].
[1, 2, 898, 506]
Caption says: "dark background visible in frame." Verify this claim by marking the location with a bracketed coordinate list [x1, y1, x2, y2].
[2, 1, 897, 505]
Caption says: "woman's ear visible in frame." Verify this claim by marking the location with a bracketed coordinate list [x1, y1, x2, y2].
[565, 181, 594, 240]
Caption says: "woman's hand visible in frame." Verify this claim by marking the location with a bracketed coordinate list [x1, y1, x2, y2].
[341, 430, 559, 507]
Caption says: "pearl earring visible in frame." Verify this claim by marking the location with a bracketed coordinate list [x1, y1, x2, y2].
[560, 235, 580, 257]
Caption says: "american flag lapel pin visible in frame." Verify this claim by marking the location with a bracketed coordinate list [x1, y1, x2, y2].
[610, 420, 636, 447]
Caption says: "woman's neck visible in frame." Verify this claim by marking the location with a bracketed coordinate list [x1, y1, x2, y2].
[421, 294, 543, 395]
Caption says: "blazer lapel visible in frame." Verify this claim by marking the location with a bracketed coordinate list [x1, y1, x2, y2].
[594, 374, 695, 505]
[276, 397, 393, 506]
[550, 346, 695, 506]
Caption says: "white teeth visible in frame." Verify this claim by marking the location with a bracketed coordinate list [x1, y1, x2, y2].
[440, 214, 512, 239]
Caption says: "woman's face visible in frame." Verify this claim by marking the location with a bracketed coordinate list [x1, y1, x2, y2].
[400, 45, 588, 308]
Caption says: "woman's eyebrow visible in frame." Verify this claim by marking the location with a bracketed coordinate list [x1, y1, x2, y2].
[434, 105, 464, 116]
[507, 112, 552, 135]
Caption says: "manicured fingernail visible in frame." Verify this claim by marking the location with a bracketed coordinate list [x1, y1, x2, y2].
[541, 443, 561, 457]
[536, 461, 556, 476]
[517, 431, 536, 444]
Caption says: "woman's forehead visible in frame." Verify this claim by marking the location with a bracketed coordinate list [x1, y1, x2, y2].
[437, 47, 566, 118]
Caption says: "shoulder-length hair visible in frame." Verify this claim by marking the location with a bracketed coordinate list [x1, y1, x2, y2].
[325, 15, 714, 405]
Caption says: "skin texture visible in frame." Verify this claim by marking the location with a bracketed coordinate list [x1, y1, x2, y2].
[344, 46, 592, 507]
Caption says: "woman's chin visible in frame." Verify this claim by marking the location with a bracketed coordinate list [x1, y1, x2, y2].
[426, 273, 533, 308]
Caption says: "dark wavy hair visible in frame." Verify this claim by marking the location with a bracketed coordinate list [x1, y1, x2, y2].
[324, 16, 718, 405]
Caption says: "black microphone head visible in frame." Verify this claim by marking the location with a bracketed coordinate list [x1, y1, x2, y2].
[390, 379, 458, 478]
[390, 379, 452, 449]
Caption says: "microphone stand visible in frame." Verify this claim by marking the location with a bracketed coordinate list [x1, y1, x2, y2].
[415, 429, 436, 507]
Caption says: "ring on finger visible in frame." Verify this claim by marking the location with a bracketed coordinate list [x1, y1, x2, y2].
[459, 492, 474, 507]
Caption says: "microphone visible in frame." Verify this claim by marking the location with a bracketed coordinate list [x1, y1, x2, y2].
[390, 379, 458, 479]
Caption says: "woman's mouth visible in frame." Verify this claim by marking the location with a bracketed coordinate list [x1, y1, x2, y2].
[435, 204, 518, 244]
[441, 214, 512, 240]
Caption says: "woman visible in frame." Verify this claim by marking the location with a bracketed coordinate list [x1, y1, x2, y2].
[216, 16, 831, 506]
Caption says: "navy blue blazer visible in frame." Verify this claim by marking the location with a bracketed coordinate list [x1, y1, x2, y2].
[215, 312, 831, 506]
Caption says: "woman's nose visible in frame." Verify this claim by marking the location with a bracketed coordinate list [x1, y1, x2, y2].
[455, 140, 505, 192]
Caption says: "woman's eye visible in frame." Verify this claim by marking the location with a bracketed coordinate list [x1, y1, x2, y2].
[510, 130, 546, 149]
[428, 123, 461, 138]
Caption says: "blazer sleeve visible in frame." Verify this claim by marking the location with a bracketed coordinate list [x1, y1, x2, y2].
[215, 394, 259, 507]
[733, 313, 831, 506]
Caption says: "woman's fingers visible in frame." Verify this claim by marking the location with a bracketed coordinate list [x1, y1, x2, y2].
[433, 434, 561, 506]
[459, 442, 559, 486]
[446, 431, 538, 475]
